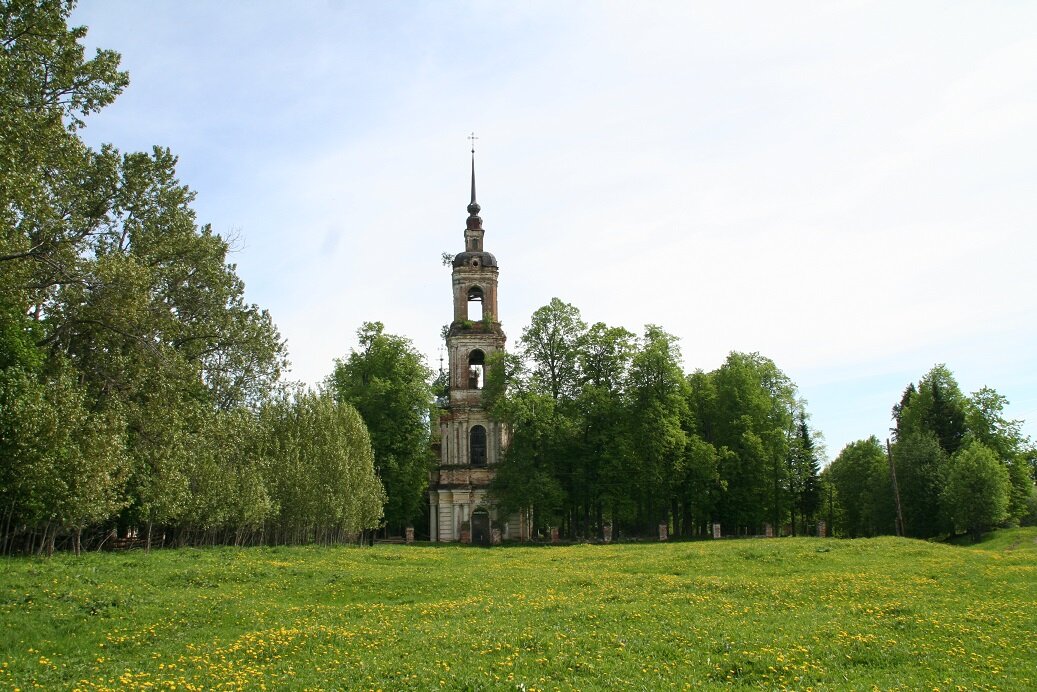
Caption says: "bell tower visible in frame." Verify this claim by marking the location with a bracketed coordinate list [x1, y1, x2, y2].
[429, 143, 520, 544]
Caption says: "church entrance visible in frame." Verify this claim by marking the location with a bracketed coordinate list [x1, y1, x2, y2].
[471, 508, 490, 546]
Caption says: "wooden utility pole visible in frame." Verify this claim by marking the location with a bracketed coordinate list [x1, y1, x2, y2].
[886, 438, 905, 537]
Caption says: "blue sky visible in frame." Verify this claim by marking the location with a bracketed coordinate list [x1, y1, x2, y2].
[71, 1, 1037, 460]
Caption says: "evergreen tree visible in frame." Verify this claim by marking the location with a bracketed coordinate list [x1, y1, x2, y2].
[790, 412, 822, 535]
[893, 431, 951, 538]
[896, 365, 967, 456]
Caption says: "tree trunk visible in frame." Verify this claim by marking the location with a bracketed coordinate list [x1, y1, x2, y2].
[37, 523, 50, 556]
[145, 521, 153, 553]
[1, 501, 13, 556]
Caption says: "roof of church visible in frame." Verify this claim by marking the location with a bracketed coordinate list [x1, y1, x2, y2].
[452, 250, 498, 268]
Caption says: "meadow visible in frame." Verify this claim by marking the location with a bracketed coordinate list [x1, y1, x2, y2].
[2, 529, 1035, 691]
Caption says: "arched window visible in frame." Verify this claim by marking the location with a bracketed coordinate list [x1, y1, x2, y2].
[467, 285, 483, 321]
[468, 349, 485, 390]
[469, 425, 487, 467]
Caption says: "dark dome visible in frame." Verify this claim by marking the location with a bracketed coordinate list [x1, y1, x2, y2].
[452, 251, 498, 268]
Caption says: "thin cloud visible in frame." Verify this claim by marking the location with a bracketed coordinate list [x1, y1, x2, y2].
[72, 1, 1037, 456]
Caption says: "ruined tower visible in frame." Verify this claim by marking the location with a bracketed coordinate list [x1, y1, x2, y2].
[428, 150, 521, 543]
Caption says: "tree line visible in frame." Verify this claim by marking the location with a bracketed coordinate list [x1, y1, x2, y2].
[482, 298, 823, 540]
[1, 1, 385, 554]
[5, 3, 1033, 554]
[825, 365, 1037, 540]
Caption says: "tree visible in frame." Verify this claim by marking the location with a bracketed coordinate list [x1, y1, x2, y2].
[943, 441, 1011, 540]
[965, 387, 1025, 461]
[2, 1, 291, 552]
[0, 361, 128, 555]
[709, 352, 797, 534]
[573, 322, 636, 537]
[892, 431, 950, 538]
[827, 437, 894, 538]
[964, 386, 1034, 525]
[487, 378, 566, 535]
[626, 325, 688, 533]
[327, 322, 432, 535]
[890, 383, 917, 440]
[262, 388, 385, 543]
[520, 298, 586, 404]
[788, 412, 822, 535]
[896, 365, 967, 456]
[487, 300, 592, 537]
[1, 0, 128, 311]
[678, 434, 723, 536]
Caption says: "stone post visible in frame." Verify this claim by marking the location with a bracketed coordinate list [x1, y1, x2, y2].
[603, 523, 613, 543]
[550, 527, 559, 544]
[491, 528, 501, 545]
[405, 527, 414, 544]
[817, 520, 826, 538]
[712, 522, 721, 539]
[764, 523, 773, 538]
[658, 523, 668, 541]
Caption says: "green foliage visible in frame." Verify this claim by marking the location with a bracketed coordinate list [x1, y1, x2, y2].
[943, 441, 1011, 540]
[2, 533, 1037, 688]
[0, 299, 43, 370]
[262, 388, 385, 540]
[883, 366, 1033, 539]
[1005, 455, 1037, 526]
[490, 299, 812, 539]
[706, 352, 799, 533]
[574, 323, 637, 534]
[327, 322, 432, 533]
[895, 364, 967, 456]
[1, 0, 127, 310]
[892, 431, 950, 538]
[626, 324, 689, 530]
[521, 297, 586, 403]
[0, 361, 128, 554]
[827, 437, 894, 537]
[488, 387, 566, 527]
[789, 413, 822, 534]
[965, 386, 1025, 461]
[0, 1, 361, 553]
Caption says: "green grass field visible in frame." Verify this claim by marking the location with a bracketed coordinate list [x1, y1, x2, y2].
[2, 529, 1035, 691]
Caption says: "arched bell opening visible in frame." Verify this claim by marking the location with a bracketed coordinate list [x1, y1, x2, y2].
[469, 424, 487, 467]
[468, 348, 486, 390]
[467, 285, 484, 321]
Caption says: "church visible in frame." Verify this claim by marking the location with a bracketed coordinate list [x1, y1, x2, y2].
[428, 151, 526, 544]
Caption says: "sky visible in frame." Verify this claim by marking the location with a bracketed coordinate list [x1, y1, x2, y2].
[71, 1, 1037, 461]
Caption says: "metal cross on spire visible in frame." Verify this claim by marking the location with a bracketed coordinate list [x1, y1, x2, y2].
[468, 131, 478, 154]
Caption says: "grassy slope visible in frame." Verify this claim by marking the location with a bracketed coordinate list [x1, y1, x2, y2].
[1, 529, 1035, 691]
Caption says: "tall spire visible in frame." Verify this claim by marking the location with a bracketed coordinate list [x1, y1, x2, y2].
[466, 132, 482, 228]
[470, 149, 477, 207]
